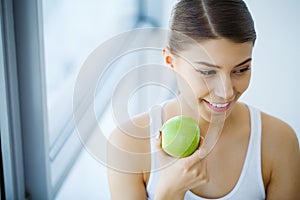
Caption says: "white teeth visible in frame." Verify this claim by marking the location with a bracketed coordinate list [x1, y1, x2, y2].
[210, 102, 229, 108]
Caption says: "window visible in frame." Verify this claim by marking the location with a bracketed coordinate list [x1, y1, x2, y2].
[1, 0, 176, 198]
[42, 0, 176, 198]
[43, 0, 140, 194]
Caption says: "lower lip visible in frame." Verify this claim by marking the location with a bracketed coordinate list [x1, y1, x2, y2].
[203, 100, 232, 112]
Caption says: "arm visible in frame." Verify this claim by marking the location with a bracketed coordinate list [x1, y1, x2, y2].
[107, 122, 149, 200]
[262, 116, 300, 199]
[107, 168, 147, 200]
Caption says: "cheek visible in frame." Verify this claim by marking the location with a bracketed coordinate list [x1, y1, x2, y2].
[174, 60, 209, 98]
[192, 77, 210, 97]
[233, 74, 251, 93]
[177, 71, 209, 98]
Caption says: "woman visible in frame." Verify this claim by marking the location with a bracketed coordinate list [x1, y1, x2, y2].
[107, 0, 300, 199]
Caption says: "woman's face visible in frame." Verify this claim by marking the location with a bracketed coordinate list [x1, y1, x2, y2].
[165, 38, 254, 123]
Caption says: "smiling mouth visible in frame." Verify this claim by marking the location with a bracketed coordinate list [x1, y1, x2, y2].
[203, 99, 232, 112]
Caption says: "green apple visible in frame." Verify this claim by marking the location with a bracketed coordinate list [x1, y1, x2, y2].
[161, 116, 200, 158]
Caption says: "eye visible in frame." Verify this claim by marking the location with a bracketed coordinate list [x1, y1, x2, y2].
[198, 70, 217, 76]
[233, 66, 251, 75]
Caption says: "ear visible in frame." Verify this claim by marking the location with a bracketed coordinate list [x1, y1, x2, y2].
[162, 48, 174, 69]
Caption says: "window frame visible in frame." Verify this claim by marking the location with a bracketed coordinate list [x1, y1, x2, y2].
[0, 0, 25, 199]
[9, 0, 52, 199]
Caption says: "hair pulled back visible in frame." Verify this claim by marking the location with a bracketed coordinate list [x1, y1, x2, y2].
[169, 0, 256, 52]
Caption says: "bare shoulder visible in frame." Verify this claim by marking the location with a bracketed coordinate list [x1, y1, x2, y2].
[261, 112, 299, 152]
[109, 111, 150, 153]
[261, 112, 300, 199]
[107, 111, 151, 172]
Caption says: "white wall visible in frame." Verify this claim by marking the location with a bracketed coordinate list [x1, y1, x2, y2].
[241, 0, 300, 139]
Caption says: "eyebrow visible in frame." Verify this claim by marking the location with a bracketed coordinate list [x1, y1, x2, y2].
[195, 58, 252, 68]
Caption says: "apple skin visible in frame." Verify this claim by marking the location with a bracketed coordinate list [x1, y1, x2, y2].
[161, 116, 200, 158]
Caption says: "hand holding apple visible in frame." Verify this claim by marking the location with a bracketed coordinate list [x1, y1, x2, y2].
[154, 126, 208, 199]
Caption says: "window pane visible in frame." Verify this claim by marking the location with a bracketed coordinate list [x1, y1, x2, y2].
[42, 0, 138, 194]
[42, 0, 176, 197]
[43, 0, 136, 149]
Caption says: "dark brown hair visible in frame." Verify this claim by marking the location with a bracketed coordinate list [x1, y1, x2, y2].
[169, 0, 256, 52]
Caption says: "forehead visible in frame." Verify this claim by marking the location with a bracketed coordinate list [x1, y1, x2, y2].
[177, 39, 254, 67]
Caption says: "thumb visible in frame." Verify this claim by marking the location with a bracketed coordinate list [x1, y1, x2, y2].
[185, 135, 206, 162]
[197, 138, 208, 159]
[182, 149, 207, 174]
[198, 148, 208, 159]
[184, 148, 203, 165]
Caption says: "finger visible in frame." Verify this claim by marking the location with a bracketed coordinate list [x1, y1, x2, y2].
[154, 131, 162, 150]
[198, 148, 208, 159]
[199, 135, 205, 146]
[197, 136, 208, 159]
[193, 159, 209, 186]
[154, 131, 175, 165]
[183, 149, 203, 168]
[199, 158, 209, 183]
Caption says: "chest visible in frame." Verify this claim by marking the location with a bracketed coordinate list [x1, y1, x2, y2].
[191, 132, 250, 198]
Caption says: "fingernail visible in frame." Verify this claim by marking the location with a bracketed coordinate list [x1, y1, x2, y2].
[198, 149, 207, 159]
[156, 131, 161, 140]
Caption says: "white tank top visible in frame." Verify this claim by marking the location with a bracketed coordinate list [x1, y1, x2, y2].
[147, 104, 266, 200]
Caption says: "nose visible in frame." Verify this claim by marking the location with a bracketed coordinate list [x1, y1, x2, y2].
[214, 74, 234, 101]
